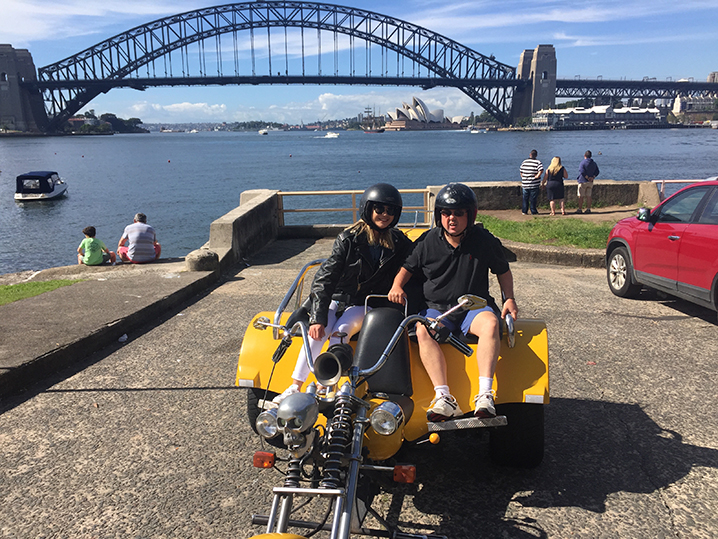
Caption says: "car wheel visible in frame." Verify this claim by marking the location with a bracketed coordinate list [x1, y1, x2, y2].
[247, 387, 286, 449]
[607, 246, 641, 298]
[489, 403, 544, 468]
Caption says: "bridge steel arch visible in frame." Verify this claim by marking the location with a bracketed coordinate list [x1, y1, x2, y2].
[36, 1, 517, 131]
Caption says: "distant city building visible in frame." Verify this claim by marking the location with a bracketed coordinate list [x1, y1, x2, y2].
[532, 105, 664, 129]
[384, 96, 462, 130]
[672, 94, 718, 115]
[708, 72, 718, 83]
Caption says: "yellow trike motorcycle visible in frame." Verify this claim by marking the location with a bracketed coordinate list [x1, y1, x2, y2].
[236, 259, 549, 539]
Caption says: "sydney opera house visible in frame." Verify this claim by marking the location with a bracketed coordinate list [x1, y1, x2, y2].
[384, 96, 465, 131]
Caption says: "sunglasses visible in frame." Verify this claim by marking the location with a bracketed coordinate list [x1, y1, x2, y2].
[373, 204, 397, 216]
[440, 209, 467, 218]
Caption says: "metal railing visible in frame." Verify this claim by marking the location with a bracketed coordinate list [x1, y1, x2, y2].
[651, 178, 712, 200]
[276, 188, 432, 227]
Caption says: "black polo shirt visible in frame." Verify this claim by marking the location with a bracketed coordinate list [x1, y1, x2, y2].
[403, 226, 510, 310]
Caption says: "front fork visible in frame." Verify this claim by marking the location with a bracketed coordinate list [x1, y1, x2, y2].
[261, 391, 370, 539]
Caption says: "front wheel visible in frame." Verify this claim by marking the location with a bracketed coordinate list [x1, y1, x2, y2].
[489, 403, 544, 468]
[607, 246, 641, 298]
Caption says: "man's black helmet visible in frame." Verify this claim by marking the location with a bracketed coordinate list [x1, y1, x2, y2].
[360, 183, 403, 229]
[434, 183, 478, 227]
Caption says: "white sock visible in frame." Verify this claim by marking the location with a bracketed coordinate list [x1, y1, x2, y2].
[434, 385, 451, 399]
[479, 377, 494, 395]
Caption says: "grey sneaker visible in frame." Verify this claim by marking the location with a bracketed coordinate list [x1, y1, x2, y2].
[273, 384, 300, 404]
[427, 394, 463, 422]
[474, 391, 496, 418]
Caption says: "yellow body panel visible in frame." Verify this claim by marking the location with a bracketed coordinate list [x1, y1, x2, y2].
[237, 313, 549, 445]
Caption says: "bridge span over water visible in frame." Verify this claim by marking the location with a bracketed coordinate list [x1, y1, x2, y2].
[2, 1, 717, 132]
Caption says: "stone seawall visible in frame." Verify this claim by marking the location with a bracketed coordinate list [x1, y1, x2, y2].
[201, 181, 659, 270]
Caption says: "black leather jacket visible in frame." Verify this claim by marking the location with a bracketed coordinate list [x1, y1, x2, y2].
[308, 227, 413, 327]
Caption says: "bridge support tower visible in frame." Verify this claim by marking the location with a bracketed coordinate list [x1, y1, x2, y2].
[0, 45, 47, 132]
[512, 44, 557, 123]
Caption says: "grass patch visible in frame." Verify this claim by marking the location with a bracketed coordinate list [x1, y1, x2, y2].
[0, 279, 83, 306]
[477, 213, 613, 249]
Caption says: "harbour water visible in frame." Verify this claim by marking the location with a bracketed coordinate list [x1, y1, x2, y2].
[1, 128, 716, 275]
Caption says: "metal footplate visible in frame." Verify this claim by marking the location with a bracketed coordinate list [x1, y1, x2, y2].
[427, 415, 507, 432]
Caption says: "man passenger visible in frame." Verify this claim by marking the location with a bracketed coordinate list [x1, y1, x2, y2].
[388, 183, 518, 420]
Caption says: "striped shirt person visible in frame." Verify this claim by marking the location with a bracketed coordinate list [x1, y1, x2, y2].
[519, 149, 543, 215]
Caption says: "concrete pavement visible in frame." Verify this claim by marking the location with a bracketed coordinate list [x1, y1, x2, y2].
[0, 205, 638, 400]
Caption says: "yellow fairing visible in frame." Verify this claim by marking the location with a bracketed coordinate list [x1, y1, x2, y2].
[401, 318, 548, 442]
[237, 312, 549, 446]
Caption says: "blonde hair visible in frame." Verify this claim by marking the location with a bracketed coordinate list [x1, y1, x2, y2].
[547, 156, 563, 176]
[346, 220, 395, 250]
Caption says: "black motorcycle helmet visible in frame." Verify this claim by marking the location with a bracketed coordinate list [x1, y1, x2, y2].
[359, 183, 403, 229]
[434, 183, 478, 228]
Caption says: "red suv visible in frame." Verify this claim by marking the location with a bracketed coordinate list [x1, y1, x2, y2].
[606, 179, 718, 315]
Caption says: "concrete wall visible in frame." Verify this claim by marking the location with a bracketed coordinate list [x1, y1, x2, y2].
[207, 189, 279, 271]
[206, 181, 661, 271]
[427, 180, 661, 211]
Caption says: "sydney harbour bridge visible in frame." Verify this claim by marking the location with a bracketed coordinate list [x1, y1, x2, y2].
[3, 1, 718, 132]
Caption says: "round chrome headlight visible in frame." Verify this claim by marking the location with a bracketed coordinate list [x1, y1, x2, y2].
[256, 408, 279, 439]
[370, 401, 404, 436]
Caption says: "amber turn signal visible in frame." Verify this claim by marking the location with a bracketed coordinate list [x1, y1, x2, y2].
[393, 464, 416, 484]
[429, 433, 440, 444]
[253, 451, 276, 468]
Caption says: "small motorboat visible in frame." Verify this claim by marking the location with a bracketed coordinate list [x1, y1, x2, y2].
[14, 171, 68, 201]
[258, 128, 269, 135]
[324, 131, 339, 138]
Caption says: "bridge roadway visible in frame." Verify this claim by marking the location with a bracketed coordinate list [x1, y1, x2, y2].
[1, 236, 717, 538]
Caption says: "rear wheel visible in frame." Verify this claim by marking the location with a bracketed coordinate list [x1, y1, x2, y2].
[607, 246, 641, 298]
[489, 403, 544, 468]
[247, 388, 286, 449]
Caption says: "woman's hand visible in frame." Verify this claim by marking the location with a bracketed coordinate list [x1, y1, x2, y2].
[308, 323, 325, 341]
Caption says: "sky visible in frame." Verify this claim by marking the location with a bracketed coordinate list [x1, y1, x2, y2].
[2, 0, 717, 125]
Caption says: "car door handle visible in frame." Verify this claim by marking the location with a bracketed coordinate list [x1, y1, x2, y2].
[668, 235, 680, 241]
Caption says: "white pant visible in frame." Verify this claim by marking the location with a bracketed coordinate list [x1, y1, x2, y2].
[291, 301, 367, 382]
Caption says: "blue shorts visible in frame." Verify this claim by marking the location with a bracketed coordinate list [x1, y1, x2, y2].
[421, 305, 499, 336]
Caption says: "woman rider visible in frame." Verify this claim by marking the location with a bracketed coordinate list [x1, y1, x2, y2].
[273, 183, 413, 403]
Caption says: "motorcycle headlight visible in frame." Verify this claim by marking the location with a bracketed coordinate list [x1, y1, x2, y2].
[256, 408, 279, 439]
[370, 401, 404, 436]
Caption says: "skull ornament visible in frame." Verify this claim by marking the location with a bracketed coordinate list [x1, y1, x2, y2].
[277, 392, 319, 448]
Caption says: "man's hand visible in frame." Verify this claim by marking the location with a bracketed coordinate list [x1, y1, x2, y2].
[502, 298, 518, 320]
[388, 285, 406, 305]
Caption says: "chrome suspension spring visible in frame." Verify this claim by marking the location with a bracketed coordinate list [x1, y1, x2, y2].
[319, 393, 354, 489]
[284, 456, 303, 488]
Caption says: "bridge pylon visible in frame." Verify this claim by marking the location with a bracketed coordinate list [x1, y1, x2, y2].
[512, 44, 556, 123]
[0, 45, 47, 132]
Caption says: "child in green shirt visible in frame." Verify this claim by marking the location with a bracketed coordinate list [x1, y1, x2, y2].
[77, 226, 116, 266]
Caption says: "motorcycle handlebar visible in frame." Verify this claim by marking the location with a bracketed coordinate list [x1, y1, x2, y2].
[446, 332, 474, 356]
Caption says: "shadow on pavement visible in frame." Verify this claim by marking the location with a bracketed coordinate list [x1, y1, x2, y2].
[397, 397, 718, 537]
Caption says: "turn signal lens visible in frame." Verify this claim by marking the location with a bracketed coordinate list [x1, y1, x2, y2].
[253, 451, 276, 468]
[393, 464, 416, 484]
[429, 433, 440, 445]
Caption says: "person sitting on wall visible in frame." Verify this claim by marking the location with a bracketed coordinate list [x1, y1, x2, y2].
[77, 226, 116, 266]
[117, 213, 161, 263]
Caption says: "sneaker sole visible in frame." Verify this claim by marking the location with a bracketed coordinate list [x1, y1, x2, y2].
[474, 410, 496, 419]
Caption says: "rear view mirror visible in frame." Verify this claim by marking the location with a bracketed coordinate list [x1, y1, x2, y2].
[457, 294, 488, 311]
[637, 207, 652, 222]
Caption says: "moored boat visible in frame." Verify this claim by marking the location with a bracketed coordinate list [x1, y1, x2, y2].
[14, 171, 68, 201]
